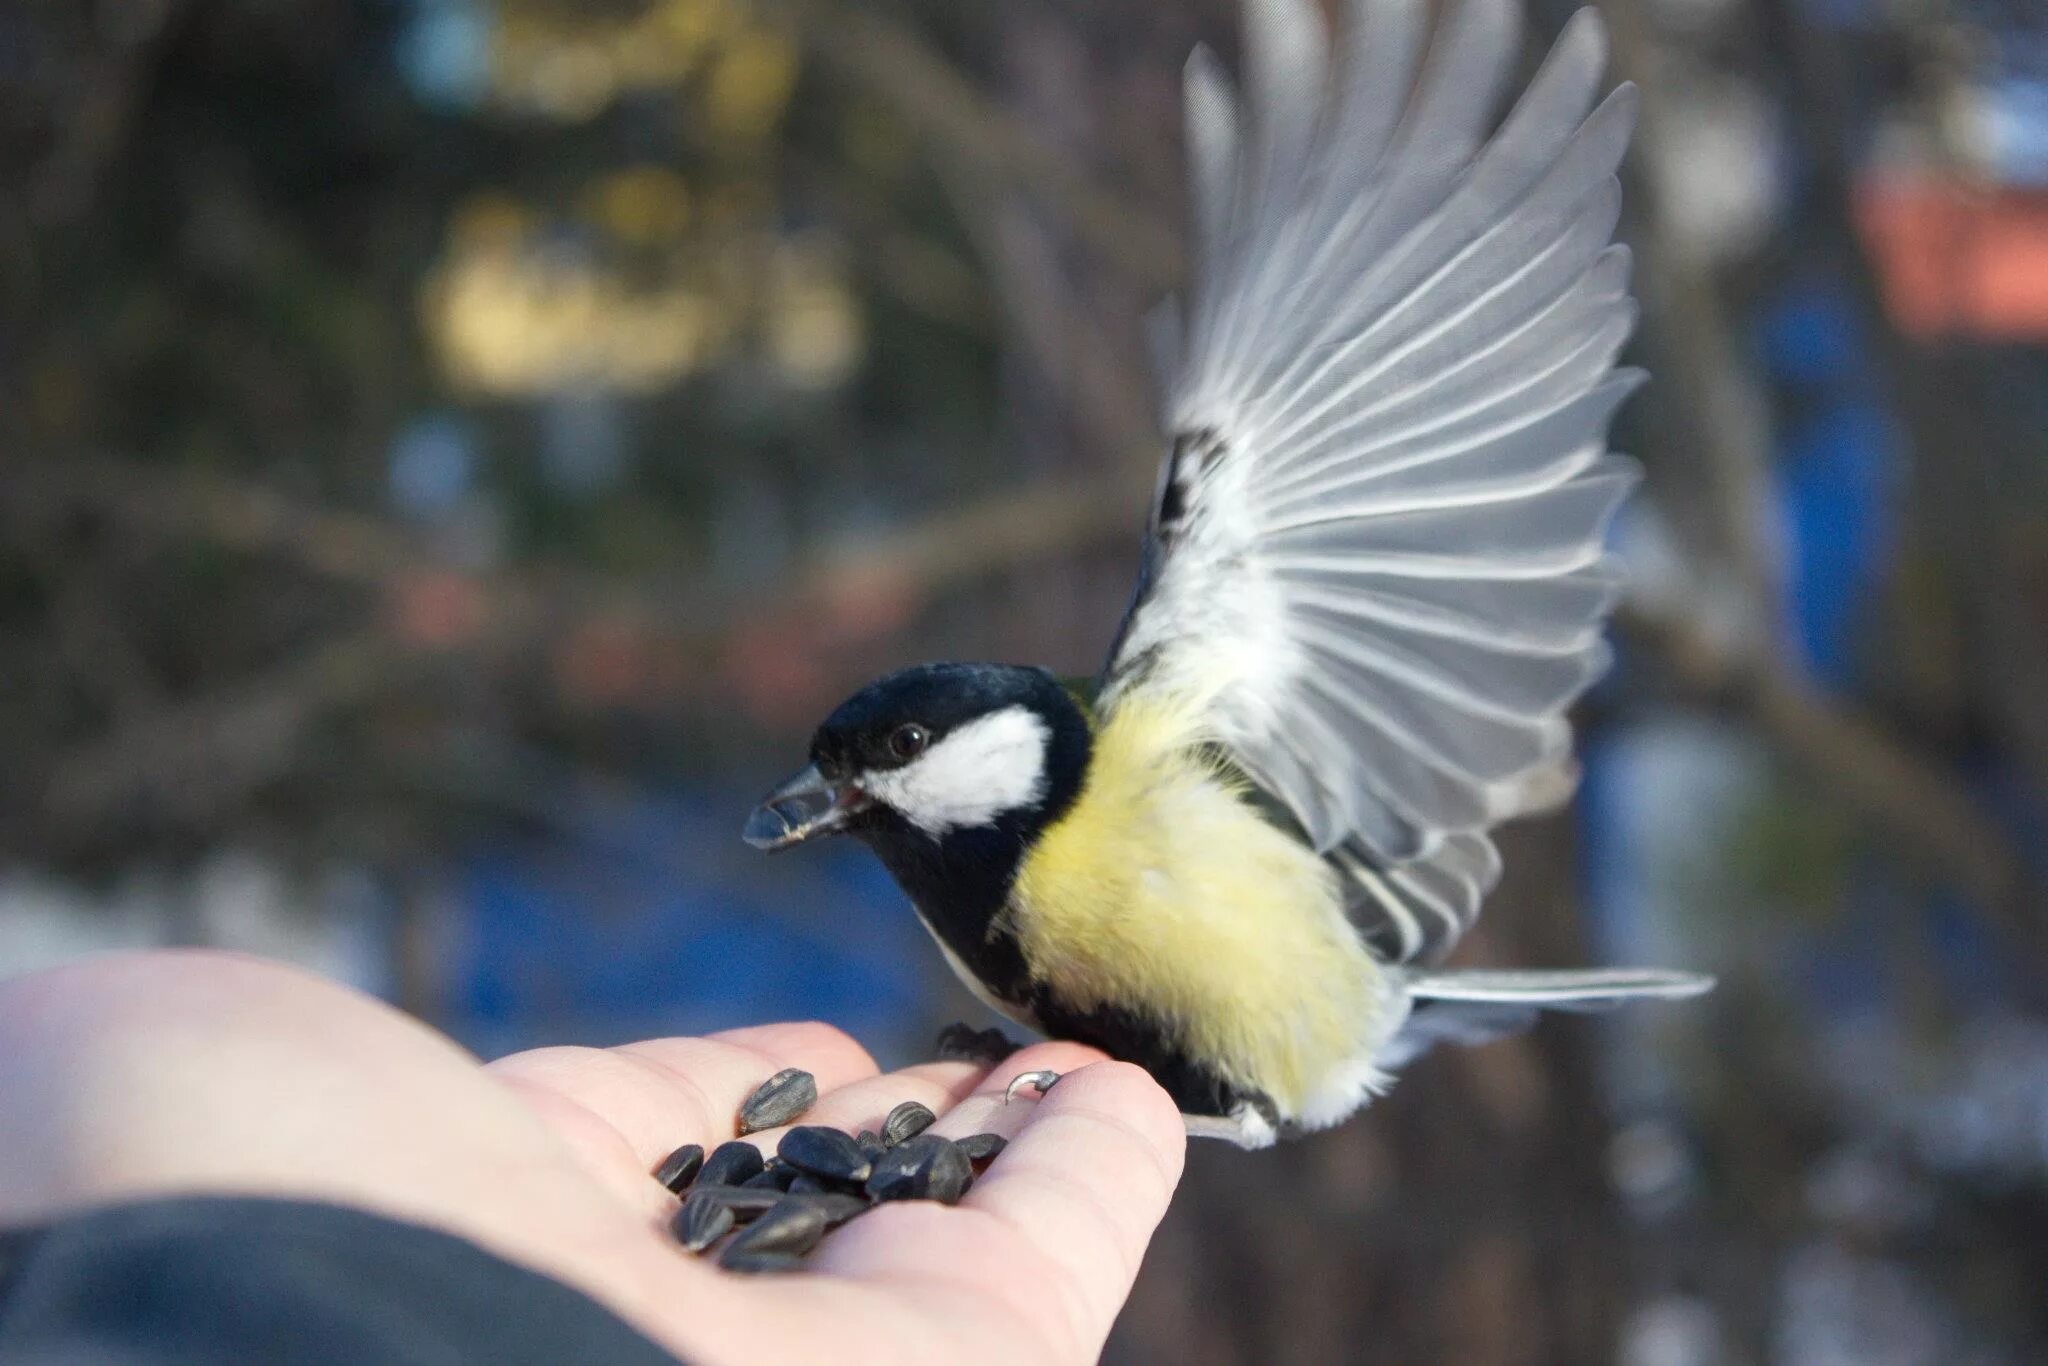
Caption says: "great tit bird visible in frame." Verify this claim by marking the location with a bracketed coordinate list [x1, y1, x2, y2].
[745, 0, 1711, 1147]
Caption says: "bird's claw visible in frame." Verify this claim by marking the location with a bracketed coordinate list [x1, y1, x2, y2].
[1004, 1069, 1062, 1103]
[935, 1023, 1021, 1066]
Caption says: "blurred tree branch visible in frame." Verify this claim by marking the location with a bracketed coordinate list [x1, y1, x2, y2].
[13, 451, 1155, 850]
[1599, 0, 1786, 629]
[1747, 0, 2048, 805]
[776, 0, 1184, 292]
[1618, 602, 2028, 919]
[27, 0, 184, 231]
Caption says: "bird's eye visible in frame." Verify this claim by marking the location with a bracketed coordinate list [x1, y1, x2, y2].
[888, 724, 930, 761]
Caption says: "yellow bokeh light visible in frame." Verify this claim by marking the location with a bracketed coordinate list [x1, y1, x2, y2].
[449, 193, 534, 249]
[766, 239, 863, 388]
[423, 237, 731, 396]
[582, 166, 693, 245]
[706, 26, 797, 141]
[485, 0, 790, 129]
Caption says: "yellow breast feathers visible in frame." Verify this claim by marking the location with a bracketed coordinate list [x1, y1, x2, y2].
[1007, 694, 1393, 1117]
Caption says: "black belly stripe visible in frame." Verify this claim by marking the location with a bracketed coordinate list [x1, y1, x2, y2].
[844, 717, 1277, 1122]
[1025, 994, 1275, 1123]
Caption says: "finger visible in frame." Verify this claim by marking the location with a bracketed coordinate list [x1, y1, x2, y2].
[813, 1056, 1183, 1363]
[924, 1041, 1114, 1142]
[740, 1059, 986, 1148]
[740, 1040, 1105, 1150]
[488, 1022, 878, 1175]
[956, 1060, 1184, 1340]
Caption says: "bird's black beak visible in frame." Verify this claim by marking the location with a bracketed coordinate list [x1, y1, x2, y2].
[742, 763, 869, 851]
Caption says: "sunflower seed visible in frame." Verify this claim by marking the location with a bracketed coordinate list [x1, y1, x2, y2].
[742, 1163, 798, 1191]
[719, 1250, 807, 1275]
[652, 1143, 705, 1194]
[787, 1173, 834, 1196]
[672, 1193, 735, 1252]
[690, 1186, 788, 1218]
[697, 1141, 767, 1188]
[881, 1101, 937, 1146]
[723, 1198, 828, 1258]
[796, 1191, 872, 1228]
[934, 1023, 1018, 1065]
[867, 1133, 974, 1205]
[778, 1125, 871, 1183]
[737, 1068, 817, 1134]
[956, 1132, 1008, 1165]
[857, 1131, 887, 1162]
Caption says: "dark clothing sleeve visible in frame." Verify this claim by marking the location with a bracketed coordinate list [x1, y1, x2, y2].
[0, 1196, 683, 1366]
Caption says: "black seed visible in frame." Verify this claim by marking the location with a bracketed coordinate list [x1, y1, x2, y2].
[778, 1125, 871, 1183]
[866, 1133, 974, 1205]
[935, 1023, 1018, 1065]
[672, 1193, 735, 1252]
[697, 1141, 766, 1188]
[923, 1146, 974, 1203]
[719, 1250, 807, 1275]
[652, 1143, 706, 1194]
[793, 1191, 871, 1228]
[881, 1101, 937, 1146]
[723, 1198, 828, 1258]
[738, 1068, 818, 1134]
[690, 1186, 787, 1219]
[857, 1131, 887, 1162]
[956, 1132, 1008, 1165]
[742, 1164, 798, 1191]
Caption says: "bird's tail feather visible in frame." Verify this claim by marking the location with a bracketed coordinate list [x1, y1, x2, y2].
[1406, 967, 1715, 1007]
[1380, 967, 1713, 1069]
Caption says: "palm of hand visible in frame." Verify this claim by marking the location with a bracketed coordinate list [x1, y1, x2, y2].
[0, 954, 1184, 1366]
[490, 1023, 1185, 1365]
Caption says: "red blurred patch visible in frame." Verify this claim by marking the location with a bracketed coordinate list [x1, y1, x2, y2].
[390, 571, 487, 647]
[556, 617, 653, 707]
[1856, 175, 2048, 340]
[718, 559, 926, 727]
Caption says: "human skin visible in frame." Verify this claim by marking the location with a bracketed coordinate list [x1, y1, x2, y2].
[0, 951, 1186, 1366]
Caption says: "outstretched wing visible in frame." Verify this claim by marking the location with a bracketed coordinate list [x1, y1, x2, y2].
[1099, 0, 1643, 964]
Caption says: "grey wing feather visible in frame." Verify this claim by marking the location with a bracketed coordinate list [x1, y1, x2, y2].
[1102, 0, 1642, 965]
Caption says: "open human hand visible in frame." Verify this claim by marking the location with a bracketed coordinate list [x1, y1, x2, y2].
[0, 952, 1185, 1366]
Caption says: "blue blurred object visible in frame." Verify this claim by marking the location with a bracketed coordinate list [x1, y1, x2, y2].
[387, 412, 479, 518]
[397, 0, 493, 112]
[1985, 80, 2048, 186]
[1762, 282, 1900, 691]
[540, 392, 630, 499]
[440, 786, 933, 1064]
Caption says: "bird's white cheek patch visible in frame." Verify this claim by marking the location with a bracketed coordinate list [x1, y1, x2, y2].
[862, 706, 1050, 837]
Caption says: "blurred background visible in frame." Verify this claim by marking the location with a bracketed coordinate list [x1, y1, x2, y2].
[2, 0, 2045, 1360]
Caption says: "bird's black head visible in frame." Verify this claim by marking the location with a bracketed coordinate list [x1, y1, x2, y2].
[743, 662, 1091, 857]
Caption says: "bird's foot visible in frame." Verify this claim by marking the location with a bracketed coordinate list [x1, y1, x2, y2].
[934, 1022, 1021, 1066]
[1004, 1070, 1062, 1104]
